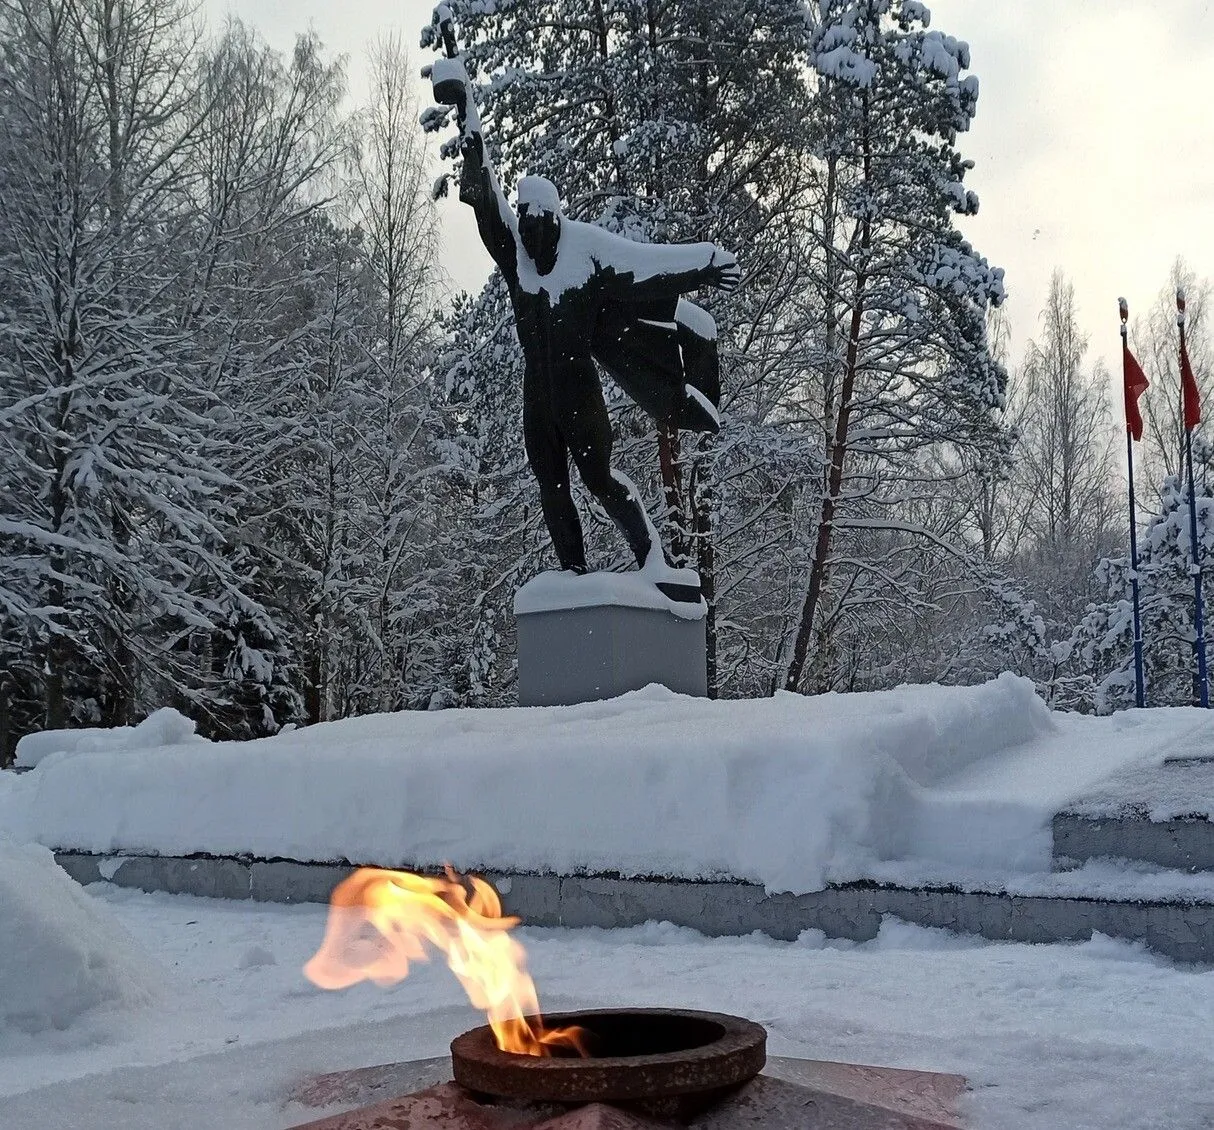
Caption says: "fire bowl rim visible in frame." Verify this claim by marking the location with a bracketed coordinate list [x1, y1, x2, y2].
[449, 1007, 767, 1105]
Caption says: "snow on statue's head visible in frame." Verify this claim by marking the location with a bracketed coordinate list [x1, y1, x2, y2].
[516, 175, 562, 276]
[517, 175, 561, 216]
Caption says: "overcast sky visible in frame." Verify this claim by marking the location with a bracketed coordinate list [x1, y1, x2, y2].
[203, 0, 1214, 374]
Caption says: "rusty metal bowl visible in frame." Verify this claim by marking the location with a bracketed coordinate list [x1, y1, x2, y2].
[449, 1008, 766, 1108]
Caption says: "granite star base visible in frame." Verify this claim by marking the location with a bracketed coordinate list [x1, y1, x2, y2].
[286, 1056, 967, 1130]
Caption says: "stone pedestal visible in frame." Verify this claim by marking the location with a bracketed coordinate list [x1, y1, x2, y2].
[515, 571, 707, 708]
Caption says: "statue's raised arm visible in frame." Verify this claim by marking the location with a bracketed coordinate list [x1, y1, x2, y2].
[458, 131, 518, 287]
[424, 6, 518, 284]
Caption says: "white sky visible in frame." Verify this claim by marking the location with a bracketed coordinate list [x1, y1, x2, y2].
[202, 0, 1214, 373]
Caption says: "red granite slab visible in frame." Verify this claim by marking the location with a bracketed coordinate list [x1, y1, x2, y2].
[764, 1056, 967, 1127]
[286, 1058, 967, 1130]
[288, 1082, 667, 1129]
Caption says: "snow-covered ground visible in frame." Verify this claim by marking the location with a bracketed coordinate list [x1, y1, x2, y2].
[4, 681, 1214, 1127]
[0, 882, 1210, 1130]
[7, 676, 1212, 894]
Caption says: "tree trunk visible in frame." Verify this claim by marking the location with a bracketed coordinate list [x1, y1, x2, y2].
[784, 92, 872, 694]
[784, 285, 866, 693]
[690, 438, 718, 697]
[658, 420, 689, 566]
[0, 675, 12, 768]
[303, 626, 323, 725]
[45, 630, 66, 730]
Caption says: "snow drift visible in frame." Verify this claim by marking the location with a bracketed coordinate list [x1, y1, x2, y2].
[0, 839, 164, 1037]
[15, 707, 202, 769]
[4, 676, 1054, 893]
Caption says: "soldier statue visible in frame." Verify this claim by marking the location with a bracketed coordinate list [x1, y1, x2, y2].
[425, 8, 738, 594]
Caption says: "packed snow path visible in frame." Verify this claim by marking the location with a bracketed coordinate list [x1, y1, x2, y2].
[0, 884, 1210, 1130]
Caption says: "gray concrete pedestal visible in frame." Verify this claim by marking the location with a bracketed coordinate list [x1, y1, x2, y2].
[515, 571, 707, 707]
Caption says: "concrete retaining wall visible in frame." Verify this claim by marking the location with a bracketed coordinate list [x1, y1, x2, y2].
[56, 852, 1214, 964]
[1054, 812, 1214, 872]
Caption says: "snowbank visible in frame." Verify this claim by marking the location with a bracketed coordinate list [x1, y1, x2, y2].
[0, 839, 164, 1037]
[6, 676, 1055, 893]
[14, 707, 202, 769]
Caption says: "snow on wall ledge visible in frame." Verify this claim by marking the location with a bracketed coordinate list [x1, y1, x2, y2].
[4, 676, 1052, 894]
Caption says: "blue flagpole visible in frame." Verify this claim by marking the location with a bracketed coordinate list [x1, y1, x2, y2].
[1184, 428, 1208, 706]
[1121, 303, 1146, 709]
[1179, 293, 1209, 707]
[1125, 427, 1147, 709]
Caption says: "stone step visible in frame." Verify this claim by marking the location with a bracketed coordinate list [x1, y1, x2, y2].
[55, 852, 1214, 965]
[1053, 812, 1214, 872]
[1053, 756, 1214, 872]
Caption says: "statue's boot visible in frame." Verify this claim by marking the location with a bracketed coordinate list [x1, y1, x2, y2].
[613, 498, 702, 605]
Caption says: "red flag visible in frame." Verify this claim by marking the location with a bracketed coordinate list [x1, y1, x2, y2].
[1123, 339, 1149, 441]
[1179, 288, 1201, 432]
[1182, 342, 1201, 431]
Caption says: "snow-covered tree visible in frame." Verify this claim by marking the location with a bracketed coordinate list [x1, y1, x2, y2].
[779, 0, 1009, 693]
[438, 274, 544, 703]
[350, 37, 462, 712]
[0, 7, 458, 745]
[1135, 259, 1212, 499]
[0, 0, 274, 731]
[993, 272, 1122, 644]
[1077, 455, 1214, 711]
[171, 23, 353, 735]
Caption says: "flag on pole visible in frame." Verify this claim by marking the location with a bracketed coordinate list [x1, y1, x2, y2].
[1183, 346, 1201, 430]
[1122, 335, 1150, 441]
[1177, 288, 1209, 706]
[1118, 297, 1147, 707]
[1180, 289, 1201, 430]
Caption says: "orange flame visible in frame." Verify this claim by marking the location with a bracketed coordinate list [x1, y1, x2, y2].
[304, 866, 586, 1057]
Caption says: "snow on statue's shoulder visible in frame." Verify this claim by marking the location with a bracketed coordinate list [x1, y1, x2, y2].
[514, 216, 596, 298]
[515, 219, 721, 303]
[515, 568, 707, 621]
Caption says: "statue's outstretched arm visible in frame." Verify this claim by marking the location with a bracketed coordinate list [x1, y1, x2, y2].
[595, 240, 740, 303]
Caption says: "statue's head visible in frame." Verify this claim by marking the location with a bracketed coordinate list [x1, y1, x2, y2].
[516, 176, 561, 276]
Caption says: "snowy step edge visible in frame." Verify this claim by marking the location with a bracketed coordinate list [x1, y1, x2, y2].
[48, 849, 1214, 905]
[51, 851, 1214, 966]
[1052, 811, 1214, 876]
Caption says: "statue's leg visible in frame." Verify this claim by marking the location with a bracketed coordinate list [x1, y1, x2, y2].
[523, 380, 587, 573]
[559, 363, 655, 569]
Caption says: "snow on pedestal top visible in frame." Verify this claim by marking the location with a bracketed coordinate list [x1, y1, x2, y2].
[515, 569, 707, 620]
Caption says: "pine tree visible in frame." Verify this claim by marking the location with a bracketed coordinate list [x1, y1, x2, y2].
[1078, 454, 1214, 711]
[781, 0, 1009, 693]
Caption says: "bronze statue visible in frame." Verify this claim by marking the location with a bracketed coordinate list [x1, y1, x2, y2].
[425, 8, 738, 589]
